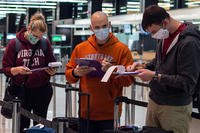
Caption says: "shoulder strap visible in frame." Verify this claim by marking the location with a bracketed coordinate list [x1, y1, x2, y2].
[40, 38, 47, 54]
[15, 38, 47, 53]
[6, 38, 21, 84]
[15, 38, 21, 53]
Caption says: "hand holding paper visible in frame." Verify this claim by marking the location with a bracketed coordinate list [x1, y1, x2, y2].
[30, 61, 62, 72]
[101, 58, 116, 72]
[101, 65, 139, 82]
[74, 65, 96, 77]
[75, 58, 105, 77]
[48, 62, 62, 67]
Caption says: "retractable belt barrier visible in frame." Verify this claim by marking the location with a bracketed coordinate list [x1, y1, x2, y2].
[0, 98, 57, 133]
[0, 72, 200, 133]
[114, 96, 148, 107]
[134, 81, 200, 120]
[0, 80, 78, 133]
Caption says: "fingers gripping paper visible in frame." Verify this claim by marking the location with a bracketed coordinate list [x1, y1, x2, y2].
[101, 66, 119, 82]
[101, 65, 139, 82]
[30, 62, 62, 72]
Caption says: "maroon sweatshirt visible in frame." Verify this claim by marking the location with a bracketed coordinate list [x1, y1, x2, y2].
[2, 28, 56, 89]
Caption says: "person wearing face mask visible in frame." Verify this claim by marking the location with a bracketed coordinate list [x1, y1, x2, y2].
[2, 12, 56, 133]
[127, 5, 200, 133]
[66, 11, 134, 133]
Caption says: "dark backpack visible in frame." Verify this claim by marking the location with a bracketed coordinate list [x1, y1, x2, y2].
[193, 76, 200, 113]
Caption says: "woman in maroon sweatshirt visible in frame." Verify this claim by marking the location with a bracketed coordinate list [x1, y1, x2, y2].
[2, 13, 56, 133]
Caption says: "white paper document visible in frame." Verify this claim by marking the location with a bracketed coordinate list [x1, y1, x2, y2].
[48, 62, 62, 67]
[101, 65, 139, 82]
[30, 61, 62, 72]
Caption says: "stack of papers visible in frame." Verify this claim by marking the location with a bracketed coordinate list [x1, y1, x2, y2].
[75, 58, 139, 79]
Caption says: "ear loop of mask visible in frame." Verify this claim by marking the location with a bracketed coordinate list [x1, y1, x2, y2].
[161, 20, 167, 30]
[30, 20, 35, 31]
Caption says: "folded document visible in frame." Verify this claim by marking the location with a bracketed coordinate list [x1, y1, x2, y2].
[101, 65, 139, 82]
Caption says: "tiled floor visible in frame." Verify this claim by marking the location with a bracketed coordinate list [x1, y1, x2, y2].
[0, 74, 200, 133]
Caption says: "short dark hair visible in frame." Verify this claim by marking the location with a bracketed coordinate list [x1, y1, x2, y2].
[142, 5, 170, 31]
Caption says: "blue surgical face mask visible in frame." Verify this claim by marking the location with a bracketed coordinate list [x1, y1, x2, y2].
[28, 33, 40, 45]
[94, 28, 109, 41]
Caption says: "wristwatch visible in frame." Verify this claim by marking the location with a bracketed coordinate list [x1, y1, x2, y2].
[152, 71, 159, 81]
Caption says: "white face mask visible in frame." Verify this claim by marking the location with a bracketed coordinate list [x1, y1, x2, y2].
[94, 28, 109, 41]
[152, 28, 169, 40]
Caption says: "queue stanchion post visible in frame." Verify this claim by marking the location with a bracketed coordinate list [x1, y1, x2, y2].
[131, 84, 136, 124]
[114, 102, 120, 130]
[12, 97, 21, 133]
[52, 75, 56, 118]
[65, 83, 73, 118]
[53, 117, 68, 133]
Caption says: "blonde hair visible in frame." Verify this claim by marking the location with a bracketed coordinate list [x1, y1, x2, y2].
[28, 13, 47, 33]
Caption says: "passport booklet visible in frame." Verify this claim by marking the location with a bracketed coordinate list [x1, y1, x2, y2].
[75, 58, 105, 77]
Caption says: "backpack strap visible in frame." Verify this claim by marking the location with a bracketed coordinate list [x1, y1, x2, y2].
[14, 38, 47, 54]
[15, 38, 21, 53]
[40, 38, 47, 54]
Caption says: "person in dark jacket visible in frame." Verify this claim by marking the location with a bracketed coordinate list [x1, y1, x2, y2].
[127, 5, 200, 133]
[2, 13, 56, 133]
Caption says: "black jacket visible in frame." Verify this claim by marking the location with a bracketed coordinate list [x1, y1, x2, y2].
[146, 23, 200, 106]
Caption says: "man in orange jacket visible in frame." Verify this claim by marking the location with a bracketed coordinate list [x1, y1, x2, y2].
[66, 11, 134, 133]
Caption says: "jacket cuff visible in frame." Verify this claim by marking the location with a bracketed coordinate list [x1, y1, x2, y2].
[72, 69, 80, 78]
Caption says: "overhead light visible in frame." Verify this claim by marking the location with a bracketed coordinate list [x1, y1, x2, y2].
[127, 9, 140, 11]
[158, 3, 173, 7]
[0, 14, 6, 17]
[127, 5, 140, 8]
[0, 14, 6, 19]
[23, 5, 56, 9]
[28, 0, 88, 3]
[102, 3, 113, 7]
[0, 11, 26, 14]
[57, 24, 89, 28]
[0, 5, 56, 9]
[0, 8, 26, 11]
[192, 21, 200, 24]
[0, 1, 57, 6]
[185, 2, 200, 5]
[127, 2, 140, 5]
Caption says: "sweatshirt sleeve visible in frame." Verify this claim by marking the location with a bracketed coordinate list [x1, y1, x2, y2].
[65, 47, 80, 83]
[110, 46, 135, 87]
[2, 39, 17, 77]
[145, 58, 156, 71]
[159, 39, 200, 94]
[40, 39, 56, 82]
[45, 39, 56, 64]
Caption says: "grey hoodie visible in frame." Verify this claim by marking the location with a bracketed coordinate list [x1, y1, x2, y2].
[146, 23, 200, 106]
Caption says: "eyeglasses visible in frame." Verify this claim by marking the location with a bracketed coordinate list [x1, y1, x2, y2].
[92, 23, 109, 30]
[30, 30, 44, 39]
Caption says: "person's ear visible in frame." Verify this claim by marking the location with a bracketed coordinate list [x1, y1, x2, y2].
[27, 26, 30, 31]
[90, 25, 94, 32]
[162, 18, 169, 28]
[27, 25, 32, 33]
[108, 21, 111, 28]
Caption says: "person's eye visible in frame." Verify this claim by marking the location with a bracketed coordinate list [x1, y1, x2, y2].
[103, 25, 107, 28]
[94, 27, 100, 30]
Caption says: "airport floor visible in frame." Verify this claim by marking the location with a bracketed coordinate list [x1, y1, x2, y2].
[0, 74, 200, 133]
